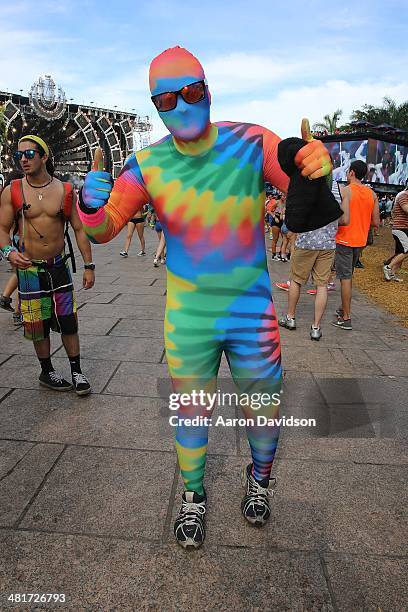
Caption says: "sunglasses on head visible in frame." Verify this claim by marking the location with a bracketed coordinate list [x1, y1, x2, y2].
[14, 149, 39, 162]
[151, 80, 206, 112]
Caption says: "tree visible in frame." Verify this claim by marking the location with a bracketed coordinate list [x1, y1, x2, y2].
[312, 109, 343, 134]
[350, 97, 408, 131]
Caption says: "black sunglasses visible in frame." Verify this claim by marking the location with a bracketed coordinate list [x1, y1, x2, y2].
[151, 80, 206, 112]
[14, 149, 39, 161]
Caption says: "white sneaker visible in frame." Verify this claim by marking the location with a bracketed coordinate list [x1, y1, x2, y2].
[383, 264, 393, 281]
[241, 464, 275, 526]
[72, 372, 92, 396]
[137, 250, 146, 256]
[120, 251, 128, 258]
[153, 258, 159, 268]
[174, 491, 206, 549]
[310, 325, 322, 341]
[278, 314, 296, 330]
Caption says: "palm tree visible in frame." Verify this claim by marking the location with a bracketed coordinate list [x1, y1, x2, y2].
[312, 109, 343, 134]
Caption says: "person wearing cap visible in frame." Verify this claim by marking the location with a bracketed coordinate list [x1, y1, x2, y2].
[0, 135, 95, 394]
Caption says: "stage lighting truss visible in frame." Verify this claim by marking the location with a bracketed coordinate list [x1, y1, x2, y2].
[0, 101, 21, 171]
[1, 100, 20, 128]
[1, 85, 153, 177]
[69, 129, 82, 142]
[74, 111, 99, 153]
[97, 115, 123, 178]
[133, 115, 153, 151]
[119, 118, 136, 156]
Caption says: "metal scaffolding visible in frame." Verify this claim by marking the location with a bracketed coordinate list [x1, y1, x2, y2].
[0, 75, 153, 180]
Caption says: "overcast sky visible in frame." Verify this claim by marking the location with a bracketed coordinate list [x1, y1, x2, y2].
[1, 0, 407, 143]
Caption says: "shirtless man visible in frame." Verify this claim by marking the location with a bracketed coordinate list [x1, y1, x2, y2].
[0, 135, 94, 394]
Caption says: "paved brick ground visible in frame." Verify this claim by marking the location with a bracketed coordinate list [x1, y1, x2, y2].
[0, 228, 407, 611]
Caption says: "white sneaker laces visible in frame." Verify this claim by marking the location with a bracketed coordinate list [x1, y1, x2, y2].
[242, 468, 276, 500]
[179, 499, 206, 523]
[73, 372, 88, 385]
[49, 371, 63, 383]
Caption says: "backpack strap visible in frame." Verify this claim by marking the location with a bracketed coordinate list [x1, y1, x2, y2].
[60, 182, 76, 273]
[65, 221, 76, 273]
[10, 179, 25, 217]
[10, 179, 26, 249]
[60, 182, 74, 219]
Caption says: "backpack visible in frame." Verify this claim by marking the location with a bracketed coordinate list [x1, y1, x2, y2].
[10, 179, 77, 272]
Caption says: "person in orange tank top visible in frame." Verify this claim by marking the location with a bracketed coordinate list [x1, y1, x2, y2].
[332, 160, 380, 330]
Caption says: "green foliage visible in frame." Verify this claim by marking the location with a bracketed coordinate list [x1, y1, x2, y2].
[350, 97, 408, 131]
[312, 109, 343, 134]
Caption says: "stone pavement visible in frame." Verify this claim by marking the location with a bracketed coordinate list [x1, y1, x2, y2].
[0, 228, 407, 611]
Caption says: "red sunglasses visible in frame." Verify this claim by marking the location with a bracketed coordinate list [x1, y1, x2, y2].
[151, 80, 206, 112]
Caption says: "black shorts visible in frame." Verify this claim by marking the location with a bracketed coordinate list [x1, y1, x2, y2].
[130, 217, 145, 225]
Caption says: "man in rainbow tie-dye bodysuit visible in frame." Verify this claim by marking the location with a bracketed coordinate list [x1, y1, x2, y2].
[78, 46, 331, 549]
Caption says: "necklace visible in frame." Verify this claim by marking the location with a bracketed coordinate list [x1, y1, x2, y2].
[26, 176, 53, 201]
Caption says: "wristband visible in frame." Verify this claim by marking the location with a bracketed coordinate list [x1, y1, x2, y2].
[1, 245, 17, 260]
[78, 188, 101, 214]
[84, 263, 95, 270]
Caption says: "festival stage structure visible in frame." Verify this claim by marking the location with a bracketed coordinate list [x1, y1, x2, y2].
[314, 123, 408, 194]
[0, 75, 153, 183]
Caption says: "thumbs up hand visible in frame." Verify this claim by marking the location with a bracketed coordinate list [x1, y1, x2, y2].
[294, 118, 332, 179]
[300, 118, 314, 142]
[82, 147, 113, 209]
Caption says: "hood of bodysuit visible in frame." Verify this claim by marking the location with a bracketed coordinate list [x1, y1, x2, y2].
[149, 46, 211, 142]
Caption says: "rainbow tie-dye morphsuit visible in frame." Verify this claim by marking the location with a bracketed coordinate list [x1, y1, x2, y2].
[79, 47, 330, 496]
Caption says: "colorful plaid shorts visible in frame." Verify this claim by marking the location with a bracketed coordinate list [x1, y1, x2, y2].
[17, 253, 78, 342]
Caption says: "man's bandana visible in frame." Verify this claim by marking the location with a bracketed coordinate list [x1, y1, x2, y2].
[19, 134, 50, 156]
